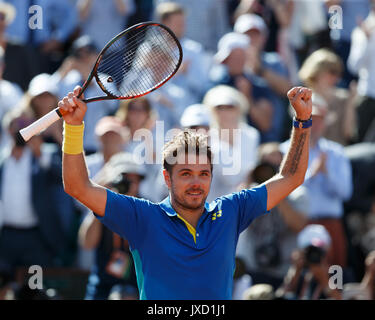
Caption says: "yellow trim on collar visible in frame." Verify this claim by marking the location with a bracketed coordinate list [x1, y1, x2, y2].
[177, 214, 196, 243]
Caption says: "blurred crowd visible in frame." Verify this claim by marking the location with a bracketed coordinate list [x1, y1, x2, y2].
[0, 0, 375, 300]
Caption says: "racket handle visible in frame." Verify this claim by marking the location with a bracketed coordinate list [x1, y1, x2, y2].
[18, 107, 63, 143]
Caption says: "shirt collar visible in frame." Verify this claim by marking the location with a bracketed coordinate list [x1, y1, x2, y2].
[159, 196, 218, 217]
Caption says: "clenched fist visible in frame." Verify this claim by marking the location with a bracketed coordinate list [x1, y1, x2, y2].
[287, 86, 312, 121]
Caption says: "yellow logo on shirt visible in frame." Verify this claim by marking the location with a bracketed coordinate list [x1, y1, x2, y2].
[212, 210, 222, 221]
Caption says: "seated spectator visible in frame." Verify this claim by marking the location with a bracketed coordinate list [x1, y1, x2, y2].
[3, 0, 78, 74]
[287, 0, 332, 65]
[154, 0, 230, 53]
[203, 85, 260, 201]
[280, 96, 353, 268]
[77, 0, 135, 49]
[234, 13, 292, 141]
[0, 46, 23, 149]
[0, 2, 41, 91]
[21, 73, 62, 146]
[155, 2, 212, 104]
[79, 152, 144, 300]
[299, 48, 357, 145]
[236, 142, 309, 290]
[330, 0, 370, 89]
[86, 116, 129, 179]
[51, 35, 119, 154]
[276, 224, 342, 300]
[0, 109, 66, 278]
[348, 3, 375, 142]
[209, 32, 275, 142]
[115, 97, 167, 202]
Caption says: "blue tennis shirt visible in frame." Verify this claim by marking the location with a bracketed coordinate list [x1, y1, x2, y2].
[95, 184, 269, 300]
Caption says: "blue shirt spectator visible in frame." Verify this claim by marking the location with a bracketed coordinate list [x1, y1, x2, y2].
[154, 0, 230, 53]
[77, 0, 135, 49]
[2, 0, 78, 46]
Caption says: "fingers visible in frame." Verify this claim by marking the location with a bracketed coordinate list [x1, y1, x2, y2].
[73, 85, 84, 99]
[287, 86, 312, 102]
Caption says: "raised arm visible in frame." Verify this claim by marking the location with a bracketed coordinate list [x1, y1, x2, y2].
[60, 86, 107, 216]
[265, 87, 312, 211]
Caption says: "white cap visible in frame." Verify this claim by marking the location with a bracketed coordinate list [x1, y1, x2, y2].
[234, 14, 268, 34]
[180, 104, 210, 128]
[28, 73, 58, 97]
[203, 85, 249, 114]
[214, 32, 250, 63]
[297, 224, 331, 250]
[94, 152, 146, 185]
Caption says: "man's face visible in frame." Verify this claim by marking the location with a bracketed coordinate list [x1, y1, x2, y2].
[224, 48, 246, 75]
[245, 29, 265, 51]
[163, 153, 212, 211]
[163, 13, 185, 39]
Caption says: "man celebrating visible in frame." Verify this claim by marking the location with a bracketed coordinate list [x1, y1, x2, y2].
[60, 85, 312, 299]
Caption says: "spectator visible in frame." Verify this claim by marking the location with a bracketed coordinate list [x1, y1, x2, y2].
[233, 14, 293, 141]
[280, 95, 353, 268]
[299, 48, 357, 145]
[0, 2, 40, 91]
[77, 0, 135, 49]
[288, 0, 331, 65]
[348, 2, 375, 142]
[79, 152, 144, 300]
[233, 0, 295, 55]
[276, 224, 342, 300]
[328, 0, 370, 88]
[115, 97, 167, 202]
[22, 73, 62, 146]
[203, 85, 260, 201]
[86, 116, 129, 179]
[155, 2, 212, 105]
[236, 142, 309, 290]
[154, 0, 230, 53]
[209, 32, 275, 141]
[0, 109, 66, 277]
[2, 0, 78, 74]
[52, 35, 119, 154]
[0, 46, 23, 149]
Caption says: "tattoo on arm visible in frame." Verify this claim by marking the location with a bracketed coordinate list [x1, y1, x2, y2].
[281, 130, 308, 176]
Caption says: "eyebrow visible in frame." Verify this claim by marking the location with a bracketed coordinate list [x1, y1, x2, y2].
[178, 168, 211, 174]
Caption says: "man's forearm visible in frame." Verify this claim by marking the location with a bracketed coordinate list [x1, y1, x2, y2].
[280, 127, 310, 183]
[62, 152, 91, 198]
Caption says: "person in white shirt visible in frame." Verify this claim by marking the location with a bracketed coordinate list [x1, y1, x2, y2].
[348, 2, 375, 142]
[203, 85, 260, 201]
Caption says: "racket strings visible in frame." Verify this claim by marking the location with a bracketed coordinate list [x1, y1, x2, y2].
[97, 25, 181, 98]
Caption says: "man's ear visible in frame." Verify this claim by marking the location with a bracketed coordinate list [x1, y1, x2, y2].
[162, 169, 171, 189]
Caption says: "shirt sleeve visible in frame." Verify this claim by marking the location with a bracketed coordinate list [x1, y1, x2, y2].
[231, 184, 270, 233]
[94, 189, 151, 249]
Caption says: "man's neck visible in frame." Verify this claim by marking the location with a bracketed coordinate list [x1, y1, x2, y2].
[170, 198, 205, 229]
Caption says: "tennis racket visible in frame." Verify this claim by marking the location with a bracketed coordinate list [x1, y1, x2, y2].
[18, 21, 183, 143]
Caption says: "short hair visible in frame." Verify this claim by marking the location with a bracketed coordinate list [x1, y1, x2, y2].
[299, 48, 343, 87]
[155, 1, 185, 22]
[162, 130, 213, 174]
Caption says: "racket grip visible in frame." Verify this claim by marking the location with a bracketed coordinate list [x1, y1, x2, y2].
[18, 108, 63, 142]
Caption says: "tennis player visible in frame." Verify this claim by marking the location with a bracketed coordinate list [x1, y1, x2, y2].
[61, 85, 312, 300]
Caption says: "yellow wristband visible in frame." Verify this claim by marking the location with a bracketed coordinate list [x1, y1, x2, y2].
[62, 122, 85, 155]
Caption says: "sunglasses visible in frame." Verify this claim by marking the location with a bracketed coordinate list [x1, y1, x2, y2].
[128, 106, 148, 112]
[215, 104, 237, 111]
